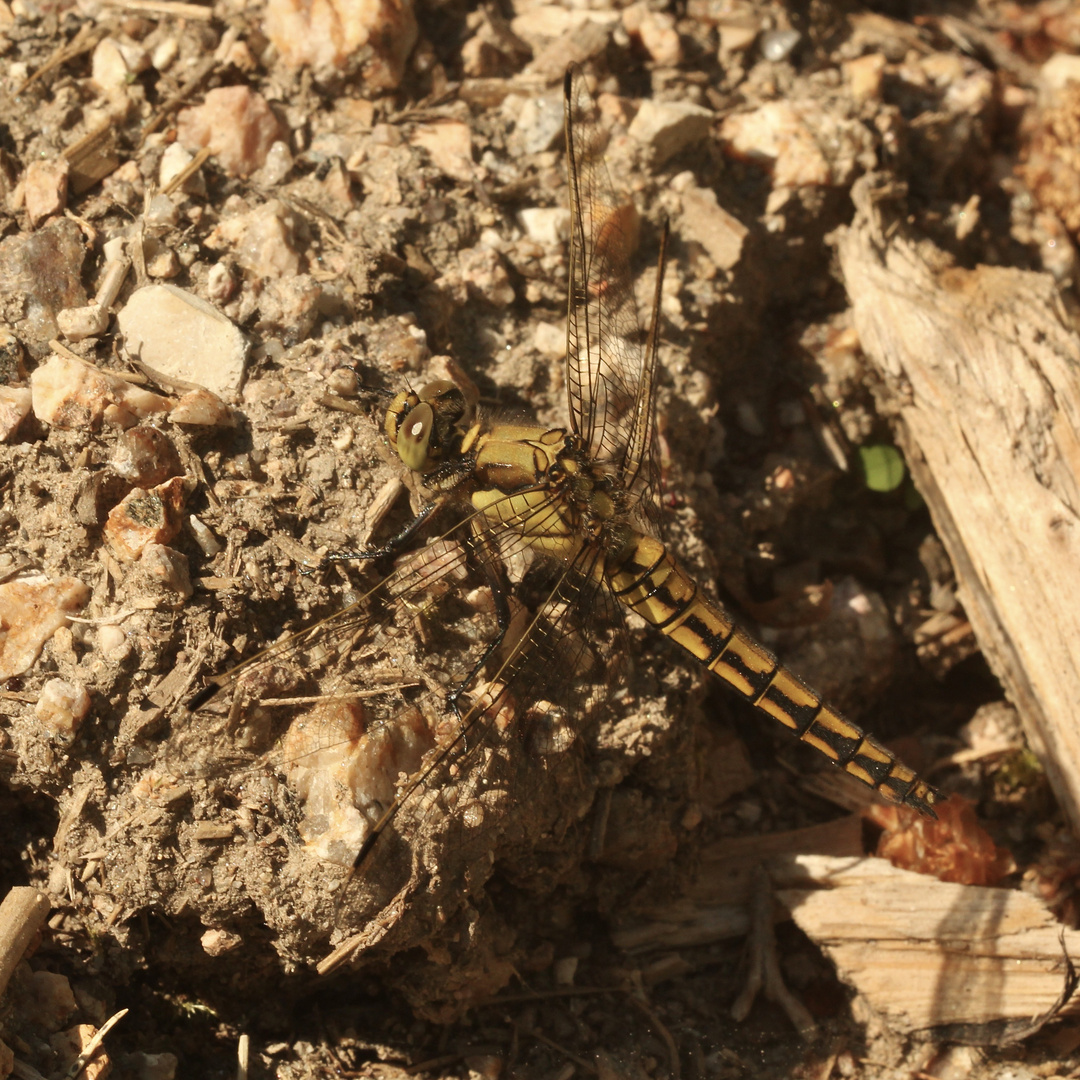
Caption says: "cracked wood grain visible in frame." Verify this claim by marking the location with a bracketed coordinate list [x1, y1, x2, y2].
[837, 174, 1080, 832]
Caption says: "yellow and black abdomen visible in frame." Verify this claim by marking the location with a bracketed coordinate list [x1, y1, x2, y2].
[606, 532, 939, 817]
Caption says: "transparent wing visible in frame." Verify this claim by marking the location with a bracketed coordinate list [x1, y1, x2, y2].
[563, 64, 664, 517]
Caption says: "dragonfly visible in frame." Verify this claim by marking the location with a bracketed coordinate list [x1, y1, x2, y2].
[185, 64, 939, 973]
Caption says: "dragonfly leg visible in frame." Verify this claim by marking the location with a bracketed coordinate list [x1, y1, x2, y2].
[445, 527, 514, 732]
[324, 449, 478, 564]
[345, 542, 514, 880]
[323, 495, 448, 564]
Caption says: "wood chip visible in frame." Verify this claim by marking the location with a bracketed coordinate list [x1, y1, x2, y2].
[0, 887, 51, 998]
[775, 854, 1080, 1032]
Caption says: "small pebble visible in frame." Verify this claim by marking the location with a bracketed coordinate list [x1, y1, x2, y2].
[678, 185, 748, 271]
[331, 425, 355, 451]
[177, 86, 284, 178]
[206, 261, 236, 303]
[56, 302, 109, 341]
[35, 678, 91, 738]
[91, 35, 148, 93]
[760, 28, 800, 62]
[326, 366, 359, 396]
[96, 623, 131, 663]
[188, 514, 223, 556]
[158, 142, 205, 196]
[511, 92, 564, 155]
[534, 320, 566, 360]
[145, 193, 180, 228]
[518, 207, 570, 245]
[170, 387, 235, 426]
[146, 246, 181, 279]
[151, 36, 178, 71]
[201, 928, 242, 956]
[140, 543, 193, 597]
[104, 477, 186, 562]
[552, 956, 578, 986]
[410, 121, 474, 182]
[260, 139, 294, 186]
[24, 159, 69, 227]
[622, 2, 682, 66]
[111, 425, 183, 486]
[628, 99, 715, 166]
[457, 246, 514, 306]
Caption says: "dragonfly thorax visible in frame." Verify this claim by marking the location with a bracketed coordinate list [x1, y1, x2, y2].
[552, 438, 628, 540]
[467, 424, 629, 563]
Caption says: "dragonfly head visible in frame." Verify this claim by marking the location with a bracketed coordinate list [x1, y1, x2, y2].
[384, 380, 472, 473]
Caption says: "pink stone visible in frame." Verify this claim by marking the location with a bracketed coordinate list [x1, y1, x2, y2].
[0, 386, 32, 441]
[176, 86, 284, 178]
[263, 0, 417, 87]
[30, 353, 174, 430]
[104, 476, 186, 562]
[0, 577, 90, 680]
[50, 1024, 111, 1080]
[24, 158, 69, 226]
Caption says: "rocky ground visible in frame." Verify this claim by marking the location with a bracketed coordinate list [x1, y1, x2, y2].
[2, 0, 1080, 1077]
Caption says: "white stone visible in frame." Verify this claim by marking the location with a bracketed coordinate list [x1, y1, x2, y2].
[0, 385, 32, 441]
[534, 320, 566, 359]
[31, 353, 173, 429]
[628, 98, 714, 165]
[56, 303, 109, 341]
[518, 206, 571, 245]
[511, 92, 564, 154]
[410, 121, 474, 181]
[1041, 53, 1080, 92]
[151, 36, 179, 72]
[91, 37, 148, 93]
[169, 387, 235, 426]
[117, 284, 247, 398]
[35, 678, 91, 737]
[96, 624, 131, 663]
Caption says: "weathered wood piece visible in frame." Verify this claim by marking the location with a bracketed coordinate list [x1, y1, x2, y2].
[617, 832, 1076, 1035]
[0, 887, 50, 999]
[777, 854, 1080, 1032]
[837, 174, 1080, 833]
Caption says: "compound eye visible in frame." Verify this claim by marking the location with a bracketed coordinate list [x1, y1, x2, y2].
[397, 401, 436, 472]
[418, 379, 455, 402]
[385, 390, 418, 446]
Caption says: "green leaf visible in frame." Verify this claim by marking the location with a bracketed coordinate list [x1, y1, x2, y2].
[859, 444, 906, 492]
